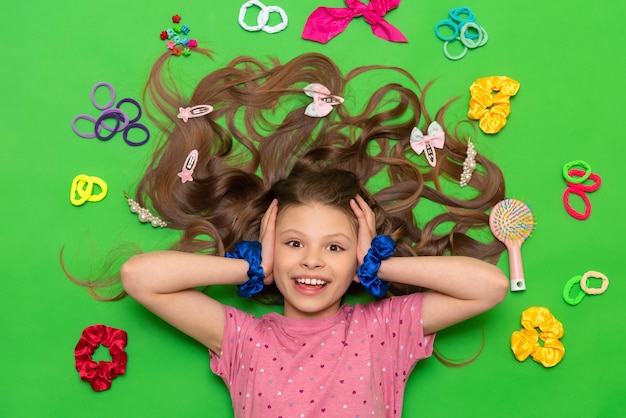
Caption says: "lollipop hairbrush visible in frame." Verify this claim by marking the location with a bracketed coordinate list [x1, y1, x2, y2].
[489, 198, 535, 291]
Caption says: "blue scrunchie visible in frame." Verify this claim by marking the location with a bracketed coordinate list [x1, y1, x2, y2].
[358, 235, 396, 298]
[225, 241, 265, 298]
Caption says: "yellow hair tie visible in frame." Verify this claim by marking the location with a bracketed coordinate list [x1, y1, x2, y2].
[510, 306, 565, 368]
[468, 76, 520, 134]
[70, 174, 108, 206]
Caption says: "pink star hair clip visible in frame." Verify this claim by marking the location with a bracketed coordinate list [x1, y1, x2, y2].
[177, 105, 214, 122]
[303, 83, 344, 118]
[178, 149, 199, 183]
[410, 121, 446, 167]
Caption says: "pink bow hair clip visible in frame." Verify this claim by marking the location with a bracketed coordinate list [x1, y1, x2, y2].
[410, 121, 446, 167]
[177, 149, 198, 183]
[304, 83, 344, 118]
[177, 105, 214, 123]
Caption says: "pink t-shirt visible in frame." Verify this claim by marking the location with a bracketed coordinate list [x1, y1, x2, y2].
[210, 293, 434, 418]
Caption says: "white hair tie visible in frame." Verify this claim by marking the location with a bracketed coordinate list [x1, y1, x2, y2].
[238, 0, 288, 34]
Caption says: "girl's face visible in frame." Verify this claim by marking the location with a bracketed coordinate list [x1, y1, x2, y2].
[273, 202, 359, 319]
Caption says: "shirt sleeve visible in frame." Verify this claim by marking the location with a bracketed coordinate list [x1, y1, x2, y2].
[363, 293, 435, 373]
[209, 305, 257, 386]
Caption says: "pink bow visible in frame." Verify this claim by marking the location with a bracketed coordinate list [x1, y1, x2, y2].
[410, 121, 445, 167]
[302, 0, 408, 44]
[304, 83, 344, 118]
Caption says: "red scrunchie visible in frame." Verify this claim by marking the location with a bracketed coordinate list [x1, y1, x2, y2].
[74, 324, 128, 391]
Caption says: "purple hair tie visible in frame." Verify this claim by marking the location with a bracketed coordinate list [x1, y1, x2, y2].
[226, 241, 265, 297]
[358, 235, 396, 297]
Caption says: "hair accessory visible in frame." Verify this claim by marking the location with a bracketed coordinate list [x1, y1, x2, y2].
[580, 270, 609, 295]
[436, 7, 488, 60]
[302, 0, 407, 44]
[178, 149, 199, 183]
[468, 76, 520, 134]
[358, 235, 396, 298]
[239, 0, 288, 34]
[459, 138, 477, 187]
[409, 121, 445, 167]
[125, 192, 167, 228]
[70, 174, 108, 206]
[562, 168, 601, 220]
[159, 15, 197, 55]
[563, 270, 609, 305]
[303, 83, 344, 117]
[177, 105, 214, 122]
[510, 307, 564, 368]
[225, 241, 266, 297]
[72, 83, 150, 146]
[489, 198, 535, 291]
[563, 161, 593, 183]
[74, 324, 128, 392]
[562, 160, 591, 184]
[563, 275, 586, 306]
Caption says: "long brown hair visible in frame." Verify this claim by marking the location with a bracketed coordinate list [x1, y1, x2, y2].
[69, 48, 505, 300]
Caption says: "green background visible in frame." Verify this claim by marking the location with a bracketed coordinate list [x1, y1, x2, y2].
[2, 1, 624, 417]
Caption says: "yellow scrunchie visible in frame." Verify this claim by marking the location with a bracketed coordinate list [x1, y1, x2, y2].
[510, 306, 565, 368]
[468, 76, 520, 134]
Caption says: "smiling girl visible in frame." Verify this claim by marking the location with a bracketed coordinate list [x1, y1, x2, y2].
[78, 49, 509, 417]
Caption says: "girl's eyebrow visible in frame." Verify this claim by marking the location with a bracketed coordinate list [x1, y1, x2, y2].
[279, 229, 353, 241]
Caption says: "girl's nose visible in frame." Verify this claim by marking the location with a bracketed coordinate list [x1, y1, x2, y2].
[301, 248, 324, 269]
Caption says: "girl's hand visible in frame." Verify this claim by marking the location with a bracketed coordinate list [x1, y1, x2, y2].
[350, 195, 377, 266]
[259, 199, 278, 285]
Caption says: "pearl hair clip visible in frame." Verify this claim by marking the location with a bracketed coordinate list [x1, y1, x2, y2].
[459, 138, 477, 187]
[124, 192, 167, 228]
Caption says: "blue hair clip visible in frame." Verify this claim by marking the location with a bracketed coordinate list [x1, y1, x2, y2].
[226, 241, 265, 297]
[358, 236, 396, 297]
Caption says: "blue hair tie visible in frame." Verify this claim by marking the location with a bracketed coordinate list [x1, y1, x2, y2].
[358, 235, 396, 297]
[225, 241, 265, 298]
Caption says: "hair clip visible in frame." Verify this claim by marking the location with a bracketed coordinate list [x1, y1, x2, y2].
[124, 193, 167, 228]
[177, 105, 214, 122]
[459, 138, 477, 187]
[177, 149, 198, 183]
[409, 121, 445, 167]
[303, 83, 344, 118]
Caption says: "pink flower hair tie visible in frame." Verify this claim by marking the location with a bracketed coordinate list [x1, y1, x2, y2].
[410, 121, 446, 167]
[177, 105, 214, 122]
[303, 83, 344, 117]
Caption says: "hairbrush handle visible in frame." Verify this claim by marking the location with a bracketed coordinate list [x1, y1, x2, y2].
[506, 242, 526, 291]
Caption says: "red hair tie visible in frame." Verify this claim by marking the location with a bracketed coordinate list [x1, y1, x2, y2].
[74, 324, 128, 391]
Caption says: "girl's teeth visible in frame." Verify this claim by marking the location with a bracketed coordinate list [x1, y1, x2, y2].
[296, 278, 326, 286]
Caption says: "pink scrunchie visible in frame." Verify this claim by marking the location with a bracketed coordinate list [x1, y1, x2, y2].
[302, 0, 408, 44]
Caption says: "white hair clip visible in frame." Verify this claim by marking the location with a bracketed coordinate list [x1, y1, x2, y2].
[124, 193, 167, 228]
[459, 138, 477, 187]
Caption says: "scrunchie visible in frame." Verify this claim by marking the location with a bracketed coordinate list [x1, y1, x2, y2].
[226, 241, 266, 297]
[357, 235, 396, 297]
[510, 306, 564, 368]
[74, 325, 128, 391]
[468, 76, 520, 134]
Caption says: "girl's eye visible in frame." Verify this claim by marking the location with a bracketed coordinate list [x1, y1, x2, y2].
[327, 244, 343, 252]
[287, 240, 302, 248]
